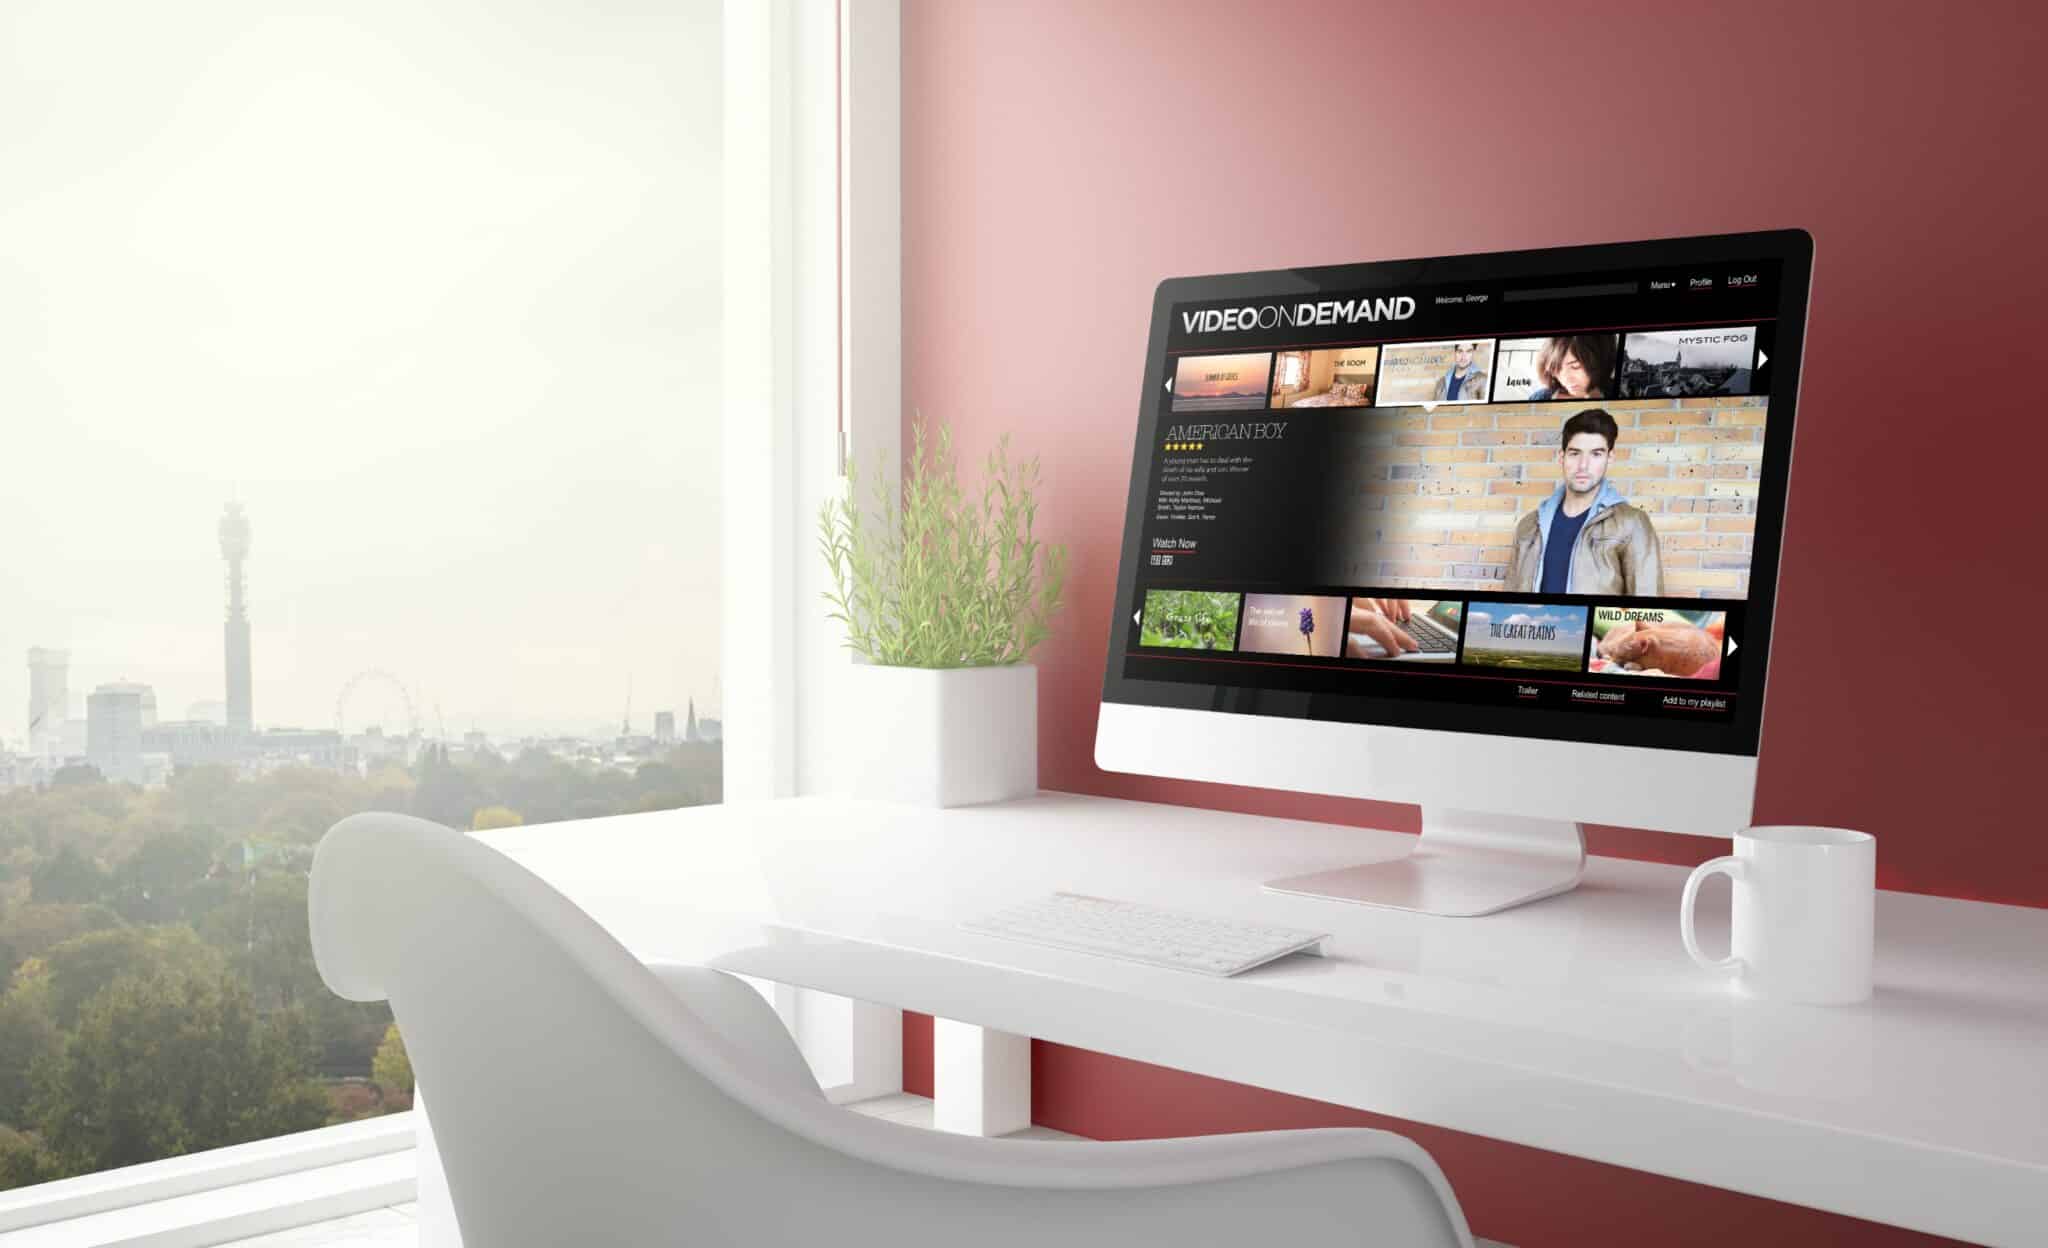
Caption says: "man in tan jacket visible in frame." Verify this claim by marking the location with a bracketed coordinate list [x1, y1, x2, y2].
[1430, 341, 1489, 403]
[1502, 408, 1664, 596]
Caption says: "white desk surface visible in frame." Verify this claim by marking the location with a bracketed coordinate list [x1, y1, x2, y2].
[478, 793, 2048, 1247]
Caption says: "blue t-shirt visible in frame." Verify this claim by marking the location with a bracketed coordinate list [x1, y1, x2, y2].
[1444, 370, 1465, 400]
[1541, 506, 1591, 594]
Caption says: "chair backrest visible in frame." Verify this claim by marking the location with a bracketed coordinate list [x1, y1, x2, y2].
[311, 812, 1474, 1248]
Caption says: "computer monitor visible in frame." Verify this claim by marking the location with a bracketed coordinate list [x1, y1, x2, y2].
[1096, 230, 1812, 916]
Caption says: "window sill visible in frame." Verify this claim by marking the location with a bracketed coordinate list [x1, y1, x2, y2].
[0, 1112, 416, 1240]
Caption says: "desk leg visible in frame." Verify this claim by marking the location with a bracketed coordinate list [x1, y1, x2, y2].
[771, 985, 903, 1105]
[933, 1019, 1031, 1137]
[414, 1090, 462, 1248]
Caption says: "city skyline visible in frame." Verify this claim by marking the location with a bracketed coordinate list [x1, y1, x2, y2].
[14, 500, 724, 749]
[0, 2, 722, 743]
[18, 642, 723, 748]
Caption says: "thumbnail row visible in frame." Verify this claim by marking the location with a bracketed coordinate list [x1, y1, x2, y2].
[1138, 590, 1729, 681]
[1170, 326, 1760, 415]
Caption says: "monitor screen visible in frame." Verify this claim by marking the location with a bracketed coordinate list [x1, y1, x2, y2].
[1104, 231, 1811, 756]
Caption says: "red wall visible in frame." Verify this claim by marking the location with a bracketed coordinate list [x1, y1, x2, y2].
[901, 3, 2044, 1244]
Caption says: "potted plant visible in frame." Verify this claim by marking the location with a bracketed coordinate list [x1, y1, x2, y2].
[819, 419, 1066, 806]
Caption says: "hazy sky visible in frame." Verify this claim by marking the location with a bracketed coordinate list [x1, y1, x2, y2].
[1, 1, 720, 742]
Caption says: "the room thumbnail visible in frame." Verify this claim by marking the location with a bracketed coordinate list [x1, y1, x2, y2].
[1269, 347, 1379, 409]
[1375, 339, 1496, 406]
[1139, 589, 1242, 650]
[1589, 607, 1727, 679]
[1171, 352, 1274, 412]
[1239, 593, 1347, 657]
[1344, 598, 1462, 662]
[1618, 327, 1756, 397]
[1460, 602, 1589, 671]
[1491, 334, 1620, 402]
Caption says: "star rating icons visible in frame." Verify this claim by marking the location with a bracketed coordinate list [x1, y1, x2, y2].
[1163, 441, 1206, 453]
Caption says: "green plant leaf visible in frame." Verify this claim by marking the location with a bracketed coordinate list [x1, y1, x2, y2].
[816, 416, 1067, 667]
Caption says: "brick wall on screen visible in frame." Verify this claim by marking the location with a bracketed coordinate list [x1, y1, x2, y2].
[1346, 397, 1765, 598]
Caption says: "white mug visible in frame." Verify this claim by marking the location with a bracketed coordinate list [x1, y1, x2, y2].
[1680, 825, 1875, 1004]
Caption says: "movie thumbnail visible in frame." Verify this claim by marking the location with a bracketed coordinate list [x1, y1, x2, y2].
[1491, 334, 1620, 403]
[1139, 589, 1241, 650]
[1375, 339, 1496, 406]
[1618, 327, 1756, 398]
[1171, 352, 1273, 413]
[1269, 347, 1379, 410]
[1460, 601, 1588, 672]
[1589, 606, 1727, 679]
[1240, 593, 1347, 658]
[1344, 598, 1462, 662]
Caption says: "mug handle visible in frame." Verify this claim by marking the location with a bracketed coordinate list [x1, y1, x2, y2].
[1681, 855, 1745, 973]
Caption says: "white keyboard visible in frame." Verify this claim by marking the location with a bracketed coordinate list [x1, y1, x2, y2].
[962, 892, 1328, 977]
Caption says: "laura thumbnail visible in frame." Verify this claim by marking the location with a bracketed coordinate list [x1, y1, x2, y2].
[1460, 601, 1588, 672]
[1491, 334, 1620, 402]
[1171, 352, 1273, 413]
[1618, 327, 1755, 398]
[1269, 347, 1379, 409]
[1344, 598, 1462, 662]
[1239, 593, 1347, 658]
[1139, 589, 1242, 650]
[1589, 607, 1727, 679]
[1375, 339, 1495, 406]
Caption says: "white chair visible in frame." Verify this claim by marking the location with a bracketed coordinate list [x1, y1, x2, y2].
[310, 811, 1486, 1247]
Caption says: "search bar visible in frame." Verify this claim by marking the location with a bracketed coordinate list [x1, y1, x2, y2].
[1503, 281, 1638, 302]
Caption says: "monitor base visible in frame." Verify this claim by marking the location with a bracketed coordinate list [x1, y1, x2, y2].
[1263, 809, 1586, 917]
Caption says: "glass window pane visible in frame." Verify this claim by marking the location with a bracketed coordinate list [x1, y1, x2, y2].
[0, 1, 720, 1186]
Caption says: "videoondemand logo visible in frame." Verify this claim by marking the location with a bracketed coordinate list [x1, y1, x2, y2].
[1183, 296, 1417, 334]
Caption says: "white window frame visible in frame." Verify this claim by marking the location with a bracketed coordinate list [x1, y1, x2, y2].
[0, 0, 901, 1236]
[725, 0, 905, 1109]
[724, 0, 901, 804]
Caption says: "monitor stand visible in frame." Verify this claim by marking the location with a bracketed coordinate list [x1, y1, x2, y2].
[1263, 809, 1585, 917]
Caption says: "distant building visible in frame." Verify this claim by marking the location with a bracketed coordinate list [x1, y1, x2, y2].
[0, 749, 63, 791]
[348, 726, 411, 771]
[683, 699, 722, 743]
[117, 682, 160, 728]
[221, 502, 254, 735]
[248, 727, 351, 772]
[143, 720, 238, 769]
[87, 682, 150, 784]
[654, 711, 676, 744]
[27, 647, 69, 750]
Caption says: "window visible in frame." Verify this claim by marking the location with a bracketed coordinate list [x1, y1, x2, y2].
[1276, 351, 1308, 392]
[0, 2, 721, 1189]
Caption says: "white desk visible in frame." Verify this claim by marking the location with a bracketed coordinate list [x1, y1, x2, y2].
[478, 794, 2048, 1247]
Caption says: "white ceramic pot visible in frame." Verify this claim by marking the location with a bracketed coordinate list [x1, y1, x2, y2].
[841, 663, 1038, 807]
